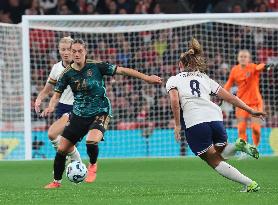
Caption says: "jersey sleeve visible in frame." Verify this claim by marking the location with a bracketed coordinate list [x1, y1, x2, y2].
[209, 78, 221, 95]
[166, 76, 177, 92]
[48, 65, 58, 85]
[54, 73, 68, 94]
[255, 63, 266, 72]
[97, 61, 117, 76]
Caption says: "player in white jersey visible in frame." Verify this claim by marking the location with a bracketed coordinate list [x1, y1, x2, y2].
[35, 37, 81, 162]
[166, 38, 266, 192]
[48, 61, 74, 118]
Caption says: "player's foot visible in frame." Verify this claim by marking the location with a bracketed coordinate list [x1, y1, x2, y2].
[85, 163, 97, 183]
[44, 181, 61, 189]
[240, 181, 260, 192]
[235, 139, 259, 159]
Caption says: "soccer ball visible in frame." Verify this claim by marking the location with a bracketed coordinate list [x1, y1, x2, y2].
[66, 161, 87, 183]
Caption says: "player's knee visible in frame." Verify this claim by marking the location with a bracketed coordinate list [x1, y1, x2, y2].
[201, 152, 223, 168]
[57, 148, 67, 156]
[214, 144, 226, 154]
[48, 129, 57, 141]
[209, 156, 222, 168]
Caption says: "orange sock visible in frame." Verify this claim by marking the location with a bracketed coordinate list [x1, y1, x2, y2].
[237, 121, 247, 141]
[251, 122, 261, 147]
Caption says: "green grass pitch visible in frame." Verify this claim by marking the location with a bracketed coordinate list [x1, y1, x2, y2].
[0, 157, 278, 205]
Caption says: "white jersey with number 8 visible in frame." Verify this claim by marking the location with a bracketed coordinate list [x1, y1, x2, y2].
[166, 71, 223, 128]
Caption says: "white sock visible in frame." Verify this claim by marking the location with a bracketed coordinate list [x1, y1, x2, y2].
[215, 161, 253, 186]
[54, 179, 61, 183]
[68, 147, 82, 162]
[50, 135, 61, 151]
[221, 144, 237, 160]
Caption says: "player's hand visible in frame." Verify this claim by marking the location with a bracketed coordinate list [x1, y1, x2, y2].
[145, 75, 163, 84]
[250, 110, 267, 121]
[265, 63, 276, 71]
[40, 107, 54, 117]
[217, 99, 223, 106]
[174, 125, 181, 142]
[35, 98, 42, 113]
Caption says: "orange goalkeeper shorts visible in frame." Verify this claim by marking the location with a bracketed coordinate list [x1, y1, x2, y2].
[235, 102, 263, 119]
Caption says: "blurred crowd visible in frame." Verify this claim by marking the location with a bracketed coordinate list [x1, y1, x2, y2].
[0, 0, 278, 24]
[0, 0, 162, 24]
[28, 23, 278, 130]
[178, 0, 278, 13]
[0, 0, 277, 130]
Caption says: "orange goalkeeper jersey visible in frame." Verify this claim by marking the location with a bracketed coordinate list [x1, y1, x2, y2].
[224, 63, 264, 106]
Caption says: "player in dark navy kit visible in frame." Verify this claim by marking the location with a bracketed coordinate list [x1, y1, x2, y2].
[42, 39, 162, 188]
[166, 38, 266, 192]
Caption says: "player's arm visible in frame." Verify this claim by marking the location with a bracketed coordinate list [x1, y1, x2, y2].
[35, 64, 58, 113]
[256, 63, 275, 71]
[116, 66, 162, 84]
[40, 71, 68, 117]
[255, 63, 266, 71]
[168, 89, 181, 142]
[97, 60, 162, 84]
[217, 87, 267, 120]
[40, 92, 61, 117]
[35, 82, 54, 113]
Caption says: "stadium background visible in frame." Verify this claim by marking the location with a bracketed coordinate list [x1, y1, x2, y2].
[0, 0, 277, 160]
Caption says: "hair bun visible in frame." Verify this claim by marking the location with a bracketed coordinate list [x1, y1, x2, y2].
[187, 49, 194, 55]
[189, 38, 202, 54]
[180, 49, 194, 60]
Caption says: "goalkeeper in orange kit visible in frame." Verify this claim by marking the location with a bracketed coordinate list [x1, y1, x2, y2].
[224, 50, 268, 147]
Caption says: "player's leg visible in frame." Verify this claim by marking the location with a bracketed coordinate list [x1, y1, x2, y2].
[237, 118, 248, 141]
[250, 103, 263, 147]
[48, 113, 81, 162]
[211, 121, 237, 159]
[236, 107, 249, 141]
[212, 121, 259, 159]
[45, 136, 74, 189]
[85, 114, 110, 183]
[45, 113, 87, 189]
[48, 116, 66, 150]
[199, 147, 259, 192]
[186, 122, 259, 192]
[85, 129, 102, 183]
[251, 119, 261, 147]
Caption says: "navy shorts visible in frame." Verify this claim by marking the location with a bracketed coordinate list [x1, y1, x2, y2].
[185, 121, 228, 156]
[55, 102, 73, 119]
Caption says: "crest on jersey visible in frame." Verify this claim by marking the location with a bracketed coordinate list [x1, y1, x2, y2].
[246, 72, 251, 78]
[87, 69, 92, 76]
